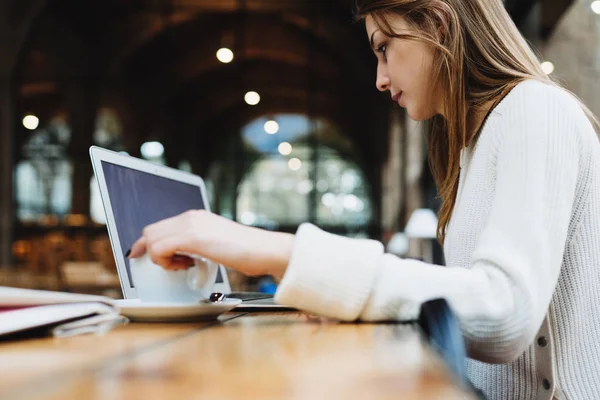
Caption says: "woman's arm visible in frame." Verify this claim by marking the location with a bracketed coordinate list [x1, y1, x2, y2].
[129, 210, 295, 278]
[276, 83, 585, 363]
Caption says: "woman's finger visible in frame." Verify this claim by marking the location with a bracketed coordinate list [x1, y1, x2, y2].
[147, 234, 194, 269]
[168, 255, 196, 270]
[128, 236, 147, 258]
[130, 210, 203, 259]
[142, 210, 201, 245]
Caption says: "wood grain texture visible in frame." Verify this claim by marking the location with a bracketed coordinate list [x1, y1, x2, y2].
[1, 312, 475, 400]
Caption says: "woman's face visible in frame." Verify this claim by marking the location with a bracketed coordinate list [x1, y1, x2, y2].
[365, 15, 443, 120]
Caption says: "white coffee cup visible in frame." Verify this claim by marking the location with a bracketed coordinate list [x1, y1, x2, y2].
[129, 253, 219, 303]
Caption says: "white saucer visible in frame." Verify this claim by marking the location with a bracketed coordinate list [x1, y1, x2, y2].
[113, 298, 242, 322]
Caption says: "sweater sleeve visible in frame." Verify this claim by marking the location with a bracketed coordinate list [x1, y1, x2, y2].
[275, 83, 584, 364]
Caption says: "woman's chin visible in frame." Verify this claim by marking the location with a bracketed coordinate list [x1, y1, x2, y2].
[406, 109, 427, 122]
[406, 106, 435, 122]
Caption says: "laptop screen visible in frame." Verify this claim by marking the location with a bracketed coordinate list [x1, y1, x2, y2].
[101, 160, 224, 288]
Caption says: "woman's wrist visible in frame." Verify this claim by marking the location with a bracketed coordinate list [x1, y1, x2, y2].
[245, 228, 294, 278]
[187, 211, 295, 278]
[269, 231, 295, 278]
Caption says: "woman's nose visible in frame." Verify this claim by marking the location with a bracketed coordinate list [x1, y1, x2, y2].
[376, 65, 390, 92]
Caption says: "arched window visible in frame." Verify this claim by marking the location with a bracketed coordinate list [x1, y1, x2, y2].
[237, 144, 373, 228]
[213, 114, 374, 235]
[15, 114, 72, 221]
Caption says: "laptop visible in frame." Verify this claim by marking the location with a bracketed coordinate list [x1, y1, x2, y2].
[89, 146, 291, 310]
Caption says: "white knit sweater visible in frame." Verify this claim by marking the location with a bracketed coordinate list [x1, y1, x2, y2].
[275, 80, 600, 400]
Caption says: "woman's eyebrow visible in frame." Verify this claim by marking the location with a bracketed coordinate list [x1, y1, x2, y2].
[370, 30, 379, 50]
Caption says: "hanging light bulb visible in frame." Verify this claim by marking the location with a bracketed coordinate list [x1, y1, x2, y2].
[278, 142, 292, 155]
[245, 91, 260, 105]
[541, 61, 555, 75]
[288, 158, 301, 171]
[264, 120, 279, 134]
[22, 114, 39, 130]
[216, 48, 234, 63]
[140, 141, 164, 159]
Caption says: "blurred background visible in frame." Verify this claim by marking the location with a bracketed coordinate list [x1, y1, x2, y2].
[0, 0, 597, 296]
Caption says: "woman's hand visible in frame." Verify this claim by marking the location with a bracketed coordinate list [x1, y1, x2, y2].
[128, 210, 295, 278]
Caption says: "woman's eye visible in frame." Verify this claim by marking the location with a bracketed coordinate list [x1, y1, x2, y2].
[377, 44, 387, 59]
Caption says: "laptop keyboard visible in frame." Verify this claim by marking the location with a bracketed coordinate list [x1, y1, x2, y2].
[228, 292, 274, 301]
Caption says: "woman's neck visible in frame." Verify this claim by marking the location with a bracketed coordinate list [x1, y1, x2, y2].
[466, 96, 501, 147]
[466, 84, 519, 146]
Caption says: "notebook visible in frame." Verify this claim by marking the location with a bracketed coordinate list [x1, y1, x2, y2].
[0, 287, 124, 339]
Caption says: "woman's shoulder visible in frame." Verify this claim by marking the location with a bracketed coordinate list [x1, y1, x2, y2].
[498, 79, 587, 120]
[480, 79, 599, 160]
[488, 79, 596, 141]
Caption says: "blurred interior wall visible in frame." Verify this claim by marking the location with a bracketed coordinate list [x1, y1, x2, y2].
[541, 0, 600, 118]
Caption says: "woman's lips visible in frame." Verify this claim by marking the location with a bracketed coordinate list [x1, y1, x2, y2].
[392, 91, 404, 106]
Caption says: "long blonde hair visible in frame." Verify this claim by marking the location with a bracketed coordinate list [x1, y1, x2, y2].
[355, 0, 600, 243]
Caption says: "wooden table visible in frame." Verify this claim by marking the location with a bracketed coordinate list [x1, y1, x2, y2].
[0, 312, 476, 399]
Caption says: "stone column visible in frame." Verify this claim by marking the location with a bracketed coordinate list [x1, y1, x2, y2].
[162, 111, 185, 169]
[380, 107, 405, 237]
[0, 0, 48, 265]
[67, 80, 98, 217]
[0, 75, 14, 266]
[0, 2, 15, 266]
[404, 117, 426, 259]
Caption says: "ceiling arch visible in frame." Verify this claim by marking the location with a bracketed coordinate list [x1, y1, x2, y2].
[162, 83, 384, 175]
[165, 59, 346, 110]
[13, 0, 386, 174]
[118, 12, 370, 98]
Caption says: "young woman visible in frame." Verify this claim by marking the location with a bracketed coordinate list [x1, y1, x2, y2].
[129, 0, 600, 398]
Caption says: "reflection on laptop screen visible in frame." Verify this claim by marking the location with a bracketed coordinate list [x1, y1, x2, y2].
[101, 161, 223, 288]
